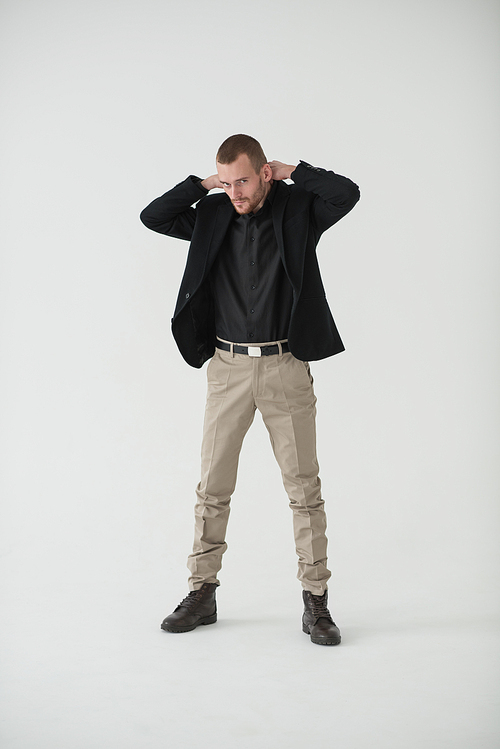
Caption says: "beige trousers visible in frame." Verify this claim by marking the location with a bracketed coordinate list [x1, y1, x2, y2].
[187, 347, 331, 595]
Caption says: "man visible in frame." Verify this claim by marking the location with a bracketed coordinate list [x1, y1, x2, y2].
[140, 134, 360, 645]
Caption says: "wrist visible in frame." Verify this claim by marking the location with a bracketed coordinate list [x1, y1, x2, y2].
[201, 175, 219, 191]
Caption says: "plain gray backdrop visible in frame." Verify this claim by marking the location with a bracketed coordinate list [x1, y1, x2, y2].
[1, 1, 499, 747]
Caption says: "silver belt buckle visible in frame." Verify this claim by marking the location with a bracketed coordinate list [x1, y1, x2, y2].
[247, 346, 261, 357]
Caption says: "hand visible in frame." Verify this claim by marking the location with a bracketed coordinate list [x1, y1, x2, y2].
[268, 160, 296, 181]
[201, 174, 221, 191]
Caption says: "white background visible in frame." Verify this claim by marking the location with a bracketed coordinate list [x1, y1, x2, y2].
[1, 1, 499, 747]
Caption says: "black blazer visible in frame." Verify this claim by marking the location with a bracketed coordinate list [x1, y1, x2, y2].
[140, 160, 360, 368]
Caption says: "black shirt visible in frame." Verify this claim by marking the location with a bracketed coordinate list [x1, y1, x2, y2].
[209, 182, 293, 343]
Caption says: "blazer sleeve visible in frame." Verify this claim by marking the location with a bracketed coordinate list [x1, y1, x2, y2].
[290, 160, 360, 235]
[139, 176, 208, 241]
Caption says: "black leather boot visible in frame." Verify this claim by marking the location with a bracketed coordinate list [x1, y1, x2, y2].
[161, 583, 218, 633]
[302, 589, 341, 646]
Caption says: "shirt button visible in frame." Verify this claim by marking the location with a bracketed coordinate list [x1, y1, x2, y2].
[250, 261, 255, 266]
[250, 309, 255, 314]
[251, 285, 256, 290]
[248, 333, 254, 338]
[250, 237, 255, 241]
[185, 292, 190, 299]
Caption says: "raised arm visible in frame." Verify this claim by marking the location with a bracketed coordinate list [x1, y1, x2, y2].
[270, 159, 360, 234]
[140, 175, 210, 241]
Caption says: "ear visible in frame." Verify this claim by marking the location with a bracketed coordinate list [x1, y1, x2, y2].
[262, 163, 273, 182]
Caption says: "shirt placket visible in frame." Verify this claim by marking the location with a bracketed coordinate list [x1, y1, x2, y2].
[246, 215, 258, 341]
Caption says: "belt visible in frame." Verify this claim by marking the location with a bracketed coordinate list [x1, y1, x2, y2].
[216, 340, 290, 357]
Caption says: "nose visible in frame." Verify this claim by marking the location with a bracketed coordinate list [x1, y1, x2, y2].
[231, 185, 242, 199]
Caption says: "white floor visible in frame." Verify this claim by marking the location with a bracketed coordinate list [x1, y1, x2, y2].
[1, 560, 499, 749]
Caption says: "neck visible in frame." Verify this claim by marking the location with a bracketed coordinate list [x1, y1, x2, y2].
[254, 181, 272, 214]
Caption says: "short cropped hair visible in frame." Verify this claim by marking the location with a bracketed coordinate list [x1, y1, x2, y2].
[216, 134, 267, 174]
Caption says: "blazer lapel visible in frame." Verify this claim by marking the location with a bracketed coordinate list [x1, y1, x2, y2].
[271, 181, 296, 282]
[204, 201, 234, 275]
[271, 182, 288, 255]
[176, 199, 234, 317]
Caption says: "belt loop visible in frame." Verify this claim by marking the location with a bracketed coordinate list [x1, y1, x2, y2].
[230, 342, 234, 357]
[277, 341, 282, 356]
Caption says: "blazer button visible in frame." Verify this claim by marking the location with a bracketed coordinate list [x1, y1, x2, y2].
[185, 293, 190, 299]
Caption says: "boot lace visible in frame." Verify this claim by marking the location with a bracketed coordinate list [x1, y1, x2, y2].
[307, 593, 332, 620]
[176, 589, 204, 612]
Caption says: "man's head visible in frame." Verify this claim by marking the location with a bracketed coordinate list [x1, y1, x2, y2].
[216, 134, 272, 215]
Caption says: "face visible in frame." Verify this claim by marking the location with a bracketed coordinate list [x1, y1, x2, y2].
[217, 154, 272, 215]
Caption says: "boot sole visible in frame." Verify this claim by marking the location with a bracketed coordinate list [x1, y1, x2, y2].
[302, 624, 341, 646]
[161, 613, 217, 633]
